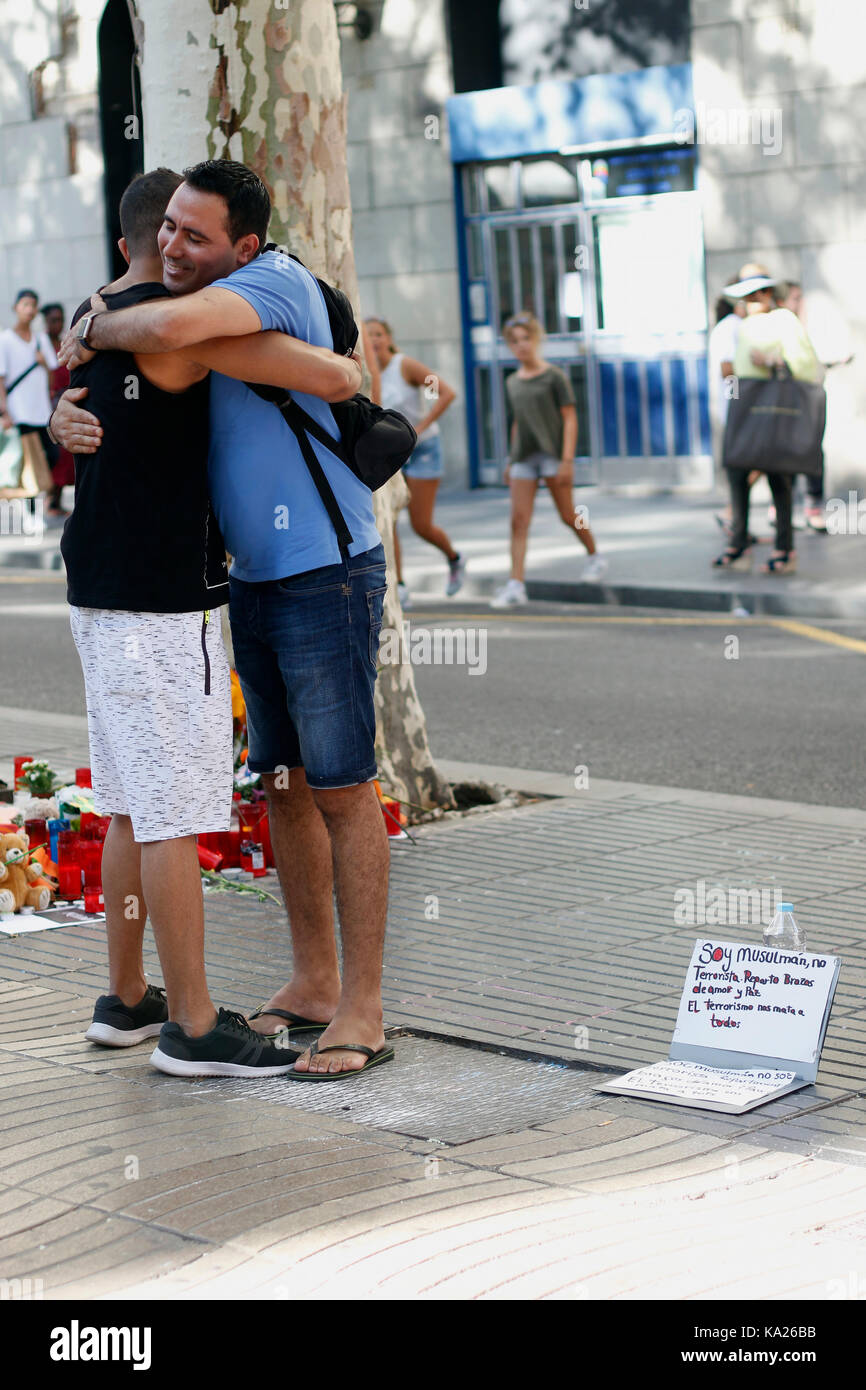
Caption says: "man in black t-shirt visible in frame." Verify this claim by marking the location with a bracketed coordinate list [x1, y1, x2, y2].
[54, 170, 361, 1076]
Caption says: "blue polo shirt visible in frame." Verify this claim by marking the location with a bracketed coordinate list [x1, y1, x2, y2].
[207, 251, 380, 582]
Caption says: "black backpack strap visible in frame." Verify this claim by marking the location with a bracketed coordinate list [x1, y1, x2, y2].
[282, 406, 354, 553]
[282, 398, 351, 465]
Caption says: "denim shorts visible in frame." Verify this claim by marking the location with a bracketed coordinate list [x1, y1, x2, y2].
[403, 433, 443, 480]
[229, 543, 387, 789]
[509, 451, 560, 481]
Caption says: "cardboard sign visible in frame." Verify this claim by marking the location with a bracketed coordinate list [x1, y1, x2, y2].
[598, 937, 841, 1114]
[0, 904, 105, 934]
[607, 1060, 799, 1114]
[672, 939, 837, 1065]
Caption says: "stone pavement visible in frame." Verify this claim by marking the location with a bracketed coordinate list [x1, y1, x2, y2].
[2, 756, 866, 1299]
[6, 485, 866, 617]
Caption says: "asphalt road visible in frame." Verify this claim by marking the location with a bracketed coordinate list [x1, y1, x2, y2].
[2, 574, 865, 808]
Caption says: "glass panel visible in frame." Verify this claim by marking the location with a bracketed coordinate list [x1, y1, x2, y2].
[521, 156, 579, 208]
[462, 165, 480, 216]
[593, 202, 707, 334]
[539, 224, 559, 334]
[516, 225, 535, 315]
[467, 221, 484, 280]
[493, 227, 515, 323]
[477, 367, 495, 461]
[566, 363, 591, 458]
[483, 162, 517, 212]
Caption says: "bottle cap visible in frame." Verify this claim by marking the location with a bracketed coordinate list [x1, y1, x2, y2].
[778, 902, 794, 912]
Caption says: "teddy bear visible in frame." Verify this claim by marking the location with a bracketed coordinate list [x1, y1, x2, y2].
[0, 832, 55, 914]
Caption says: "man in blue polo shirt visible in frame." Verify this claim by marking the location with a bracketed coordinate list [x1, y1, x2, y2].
[56, 161, 393, 1081]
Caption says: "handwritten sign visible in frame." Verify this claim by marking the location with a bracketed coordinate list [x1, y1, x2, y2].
[672, 939, 837, 1064]
[611, 1059, 798, 1110]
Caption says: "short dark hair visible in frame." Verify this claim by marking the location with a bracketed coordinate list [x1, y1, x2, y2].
[182, 159, 270, 249]
[41, 302, 64, 318]
[15, 289, 38, 305]
[120, 168, 183, 256]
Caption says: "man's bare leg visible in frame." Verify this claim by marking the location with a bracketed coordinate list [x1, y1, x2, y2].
[246, 769, 341, 1034]
[139, 835, 216, 1037]
[293, 780, 388, 1075]
[101, 813, 148, 1006]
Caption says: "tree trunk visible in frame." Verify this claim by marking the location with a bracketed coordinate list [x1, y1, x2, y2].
[136, 0, 455, 815]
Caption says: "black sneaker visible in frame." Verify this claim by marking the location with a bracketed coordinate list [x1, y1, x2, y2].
[150, 1008, 299, 1078]
[85, 984, 168, 1047]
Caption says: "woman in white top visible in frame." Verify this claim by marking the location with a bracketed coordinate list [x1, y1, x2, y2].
[0, 289, 57, 503]
[365, 318, 463, 606]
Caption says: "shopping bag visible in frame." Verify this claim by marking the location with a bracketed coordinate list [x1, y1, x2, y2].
[723, 368, 826, 475]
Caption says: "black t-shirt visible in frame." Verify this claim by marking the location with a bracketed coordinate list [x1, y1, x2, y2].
[60, 282, 229, 613]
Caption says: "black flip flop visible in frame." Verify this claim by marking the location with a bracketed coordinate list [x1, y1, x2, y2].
[287, 1040, 395, 1081]
[247, 1007, 330, 1041]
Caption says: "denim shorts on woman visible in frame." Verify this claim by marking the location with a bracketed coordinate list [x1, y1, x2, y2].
[229, 543, 387, 789]
[402, 432, 443, 480]
[509, 451, 560, 481]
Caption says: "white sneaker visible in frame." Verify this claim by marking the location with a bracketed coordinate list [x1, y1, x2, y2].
[446, 554, 466, 597]
[397, 581, 411, 610]
[490, 579, 528, 608]
[582, 553, 608, 583]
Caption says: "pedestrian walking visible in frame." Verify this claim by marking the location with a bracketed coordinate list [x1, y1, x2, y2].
[774, 279, 853, 534]
[492, 312, 605, 608]
[365, 316, 464, 607]
[714, 271, 821, 575]
[41, 302, 76, 517]
[0, 289, 57, 504]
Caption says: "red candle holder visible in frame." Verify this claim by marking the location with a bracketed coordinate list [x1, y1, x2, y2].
[13, 756, 34, 790]
[83, 886, 104, 914]
[58, 864, 82, 899]
[75, 767, 93, 788]
[81, 841, 103, 889]
[57, 830, 81, 866]
[24, 818, 48, 851]
[197, 844, 223, 872]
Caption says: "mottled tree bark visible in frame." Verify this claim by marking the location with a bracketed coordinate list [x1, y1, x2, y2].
[137, 0, 455, 813]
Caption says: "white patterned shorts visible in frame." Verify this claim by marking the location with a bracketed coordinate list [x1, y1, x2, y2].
[69, 606, 234, 843]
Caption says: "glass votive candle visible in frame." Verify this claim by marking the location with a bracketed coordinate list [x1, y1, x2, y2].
[81, 841, 103, 889]
[57, 831, 81, 866]
[24, 818, 48, 852]
[75, 767, 93, 788]
[83, 885, 104, 914]
[58, 864, 82, 899]
[13, 756, 34, 790]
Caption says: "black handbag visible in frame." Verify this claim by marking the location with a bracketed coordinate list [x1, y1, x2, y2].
[723, 365, 826, 476]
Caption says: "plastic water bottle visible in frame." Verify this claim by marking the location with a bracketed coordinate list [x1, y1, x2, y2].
[763, 902, 805, 951]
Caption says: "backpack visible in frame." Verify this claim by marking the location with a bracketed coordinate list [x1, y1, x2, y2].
[246, 246, 417, 552]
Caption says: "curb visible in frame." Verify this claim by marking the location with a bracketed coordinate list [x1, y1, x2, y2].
[403, 571, 866, 619]
[5, 540, 866, 620]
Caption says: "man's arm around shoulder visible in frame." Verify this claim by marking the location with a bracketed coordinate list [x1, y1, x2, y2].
[62, 287, 262, 363]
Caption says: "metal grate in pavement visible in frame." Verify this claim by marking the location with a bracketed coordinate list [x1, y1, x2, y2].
[150, 1035, 603, 1145]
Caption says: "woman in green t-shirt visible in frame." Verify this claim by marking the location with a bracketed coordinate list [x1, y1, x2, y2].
[491, 313, 605, 608]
